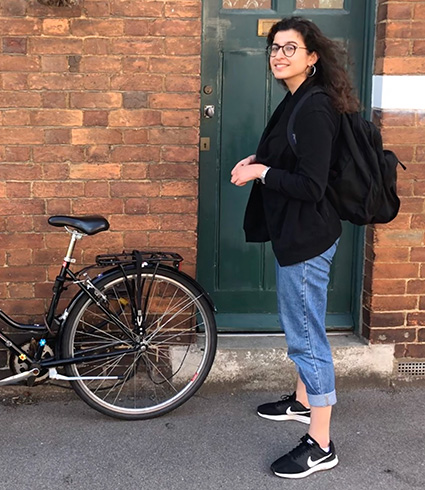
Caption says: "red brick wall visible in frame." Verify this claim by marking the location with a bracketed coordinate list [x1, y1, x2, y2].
[363, 0, 425, 359]
[1, 0, 424, 367]
[0, 0, 201, 333]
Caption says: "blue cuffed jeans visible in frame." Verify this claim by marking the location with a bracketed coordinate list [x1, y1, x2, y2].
[275, 240, 339, 408]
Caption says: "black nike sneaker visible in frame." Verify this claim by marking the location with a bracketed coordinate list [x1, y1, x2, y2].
[271, 434, 338, 479]
[257, 392, 311, 424]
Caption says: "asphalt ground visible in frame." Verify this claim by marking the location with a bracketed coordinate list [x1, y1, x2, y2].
[0, 383, 424, 490]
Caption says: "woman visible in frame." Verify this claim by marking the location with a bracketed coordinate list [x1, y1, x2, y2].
[231, 17, 359, 479]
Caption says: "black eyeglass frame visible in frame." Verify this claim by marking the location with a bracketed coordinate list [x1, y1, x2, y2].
[266, 44, 309, 58]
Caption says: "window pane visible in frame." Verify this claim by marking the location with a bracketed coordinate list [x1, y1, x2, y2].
[223, 0, 271, 9]
[297, 0, 344, 8]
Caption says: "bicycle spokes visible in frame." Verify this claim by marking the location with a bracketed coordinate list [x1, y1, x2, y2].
[62, 267, 216, 419]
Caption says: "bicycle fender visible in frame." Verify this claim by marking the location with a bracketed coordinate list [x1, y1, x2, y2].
[63, 265, 217, 320]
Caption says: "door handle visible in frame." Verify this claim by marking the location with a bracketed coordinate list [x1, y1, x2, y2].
[203, 105, 215, 118]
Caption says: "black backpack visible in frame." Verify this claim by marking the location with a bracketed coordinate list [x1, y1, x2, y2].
[287, 88, 406, 225]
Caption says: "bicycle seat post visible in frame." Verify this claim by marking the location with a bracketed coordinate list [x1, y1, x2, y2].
[45, 227, 85, 329]
[64, 227, 85, 264]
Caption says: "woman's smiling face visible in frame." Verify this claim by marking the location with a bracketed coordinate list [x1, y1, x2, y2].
[269, 29, 318, 93]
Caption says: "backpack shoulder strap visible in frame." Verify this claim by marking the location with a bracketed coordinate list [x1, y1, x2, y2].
[287, 86, 326, 156]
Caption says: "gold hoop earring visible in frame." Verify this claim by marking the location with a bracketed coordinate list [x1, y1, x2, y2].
[307, 65, 316, 78]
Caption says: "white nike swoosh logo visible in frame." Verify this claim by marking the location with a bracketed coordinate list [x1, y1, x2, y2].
[286, 407, 310, 415]
[307, 454, 332, 468]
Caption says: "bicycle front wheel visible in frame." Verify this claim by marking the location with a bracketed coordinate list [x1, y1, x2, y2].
[62, 266, 217, 420]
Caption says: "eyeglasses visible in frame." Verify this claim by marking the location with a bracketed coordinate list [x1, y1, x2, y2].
[267, 44, 308, 58]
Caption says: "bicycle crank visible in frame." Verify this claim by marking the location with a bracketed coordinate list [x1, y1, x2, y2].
[0, 368, 40, 387]
[9, 339, 54, 385]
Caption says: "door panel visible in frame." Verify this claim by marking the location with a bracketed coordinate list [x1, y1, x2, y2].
[219, 50, 267, 291]
[198, 0, 370, 331]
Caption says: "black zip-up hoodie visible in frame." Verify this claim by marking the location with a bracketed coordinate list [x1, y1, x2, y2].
[243, 80, 342, 266]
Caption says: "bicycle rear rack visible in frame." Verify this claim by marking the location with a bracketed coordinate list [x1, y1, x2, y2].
[95, 250, 183, 268]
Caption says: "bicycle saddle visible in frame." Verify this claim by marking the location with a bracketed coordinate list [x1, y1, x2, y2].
[48, 215, 110, 235]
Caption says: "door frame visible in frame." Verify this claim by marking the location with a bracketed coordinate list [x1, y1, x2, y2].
[197, 0, 377, 333]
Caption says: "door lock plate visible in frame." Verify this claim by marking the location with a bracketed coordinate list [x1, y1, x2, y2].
[200, 137, 210, 151]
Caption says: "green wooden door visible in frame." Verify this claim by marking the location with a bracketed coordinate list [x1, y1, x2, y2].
[198, 0, 374, 331]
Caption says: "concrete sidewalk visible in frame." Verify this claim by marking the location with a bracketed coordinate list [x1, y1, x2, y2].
[0, 383, 424, 490]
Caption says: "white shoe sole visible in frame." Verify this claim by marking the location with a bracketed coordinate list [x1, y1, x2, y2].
[273, 456, 339, 479]
[257, 412, 310, 424]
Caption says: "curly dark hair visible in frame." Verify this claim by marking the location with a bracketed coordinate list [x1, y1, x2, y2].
[267, 17, 359, 114]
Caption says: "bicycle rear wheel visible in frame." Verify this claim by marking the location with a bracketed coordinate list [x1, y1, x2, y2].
[62, 266, 217, 420]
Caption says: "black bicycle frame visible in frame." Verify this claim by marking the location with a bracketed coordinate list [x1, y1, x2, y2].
[0, 248, 191, 373]
[0, 260, 139, 369]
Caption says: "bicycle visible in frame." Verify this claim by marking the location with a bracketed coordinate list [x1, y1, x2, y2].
[0, 215, 217, 420]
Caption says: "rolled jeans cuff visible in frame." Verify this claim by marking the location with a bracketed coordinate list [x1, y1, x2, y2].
[307, 390, 337, 407]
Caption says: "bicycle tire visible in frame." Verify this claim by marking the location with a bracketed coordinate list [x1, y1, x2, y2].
[62, 266, 217, 420]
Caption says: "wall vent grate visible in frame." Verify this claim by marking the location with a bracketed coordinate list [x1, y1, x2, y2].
[397, 362, 425, 377]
